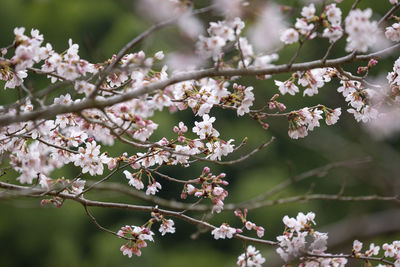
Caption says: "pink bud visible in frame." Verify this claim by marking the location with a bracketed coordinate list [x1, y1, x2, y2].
[221, 180, 229, 186]
[187, 184, 196, 195]
[203, 167, 210, 174]
[236, 228, 243, 234]
[173, 126, 179, 133]
[120, 105, 128, 113]
[181, 191, 187, 199]
[256, 226, 265, 238]
[234, 209, 243, 217]
[107, 159, 117, 170]
[357, 66, 367, 74]
[277, 103, 286, 111]
[368, 58, 378, 67]
[268, 102, 276, 110]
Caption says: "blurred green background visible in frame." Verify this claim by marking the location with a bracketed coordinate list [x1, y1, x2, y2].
[1, 0, 400, 266]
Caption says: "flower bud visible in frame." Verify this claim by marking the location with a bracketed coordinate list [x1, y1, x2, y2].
[269, 102, 276, 110]
[277, 102, 286, 111]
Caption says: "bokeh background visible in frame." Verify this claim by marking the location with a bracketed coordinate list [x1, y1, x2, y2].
[1, 0, 400, 266]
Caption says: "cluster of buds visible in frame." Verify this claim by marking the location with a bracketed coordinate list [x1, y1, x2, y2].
[40, 196, 64, 208]
[181, 167, 228, 213]
[173, 121, 188, 143]
[357, 58, 379, 75]
[268, 94, 287, 111]
[234, 209, 265, 238]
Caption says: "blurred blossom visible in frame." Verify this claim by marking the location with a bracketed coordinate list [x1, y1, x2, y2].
[363, 76, 400, 139]
[345, 8, 379, 52]
[138, 0, 186, 22]
[371, 30, 392, 52]
[138, 0, 203, 40]
[213, 0, 249, 18]
[177, 15, 204, 40]
[366, 107, 400, 140]
[248, 4, 286, 52]
[166, 52, 205, 72]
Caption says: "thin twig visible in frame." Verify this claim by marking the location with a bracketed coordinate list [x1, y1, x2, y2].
[239, 157, 371, 205]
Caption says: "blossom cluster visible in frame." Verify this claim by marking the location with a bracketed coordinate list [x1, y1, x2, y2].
[337, 79, 378, 123]
[118, 225, 155, 257]
[385, 21, 400, 42]
[387, 56, 400, 102]
[288, 105, 341, 139]
[280, 3, 342, 45]
[117, 213, 176, 257]
[196, 16, 279, 72]
[275, 67, 337, 97]
[123, 169, 162, 195]
[182, 167, 229, 213]
[276, 212, 348, 266]
[196, 17, 245, 61]
[211, 223, 238, 240]
[236, 245, 266, 267]
[353, 240, 400, 266]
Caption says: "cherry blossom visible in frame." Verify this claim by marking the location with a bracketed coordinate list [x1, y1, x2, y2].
[192, 114, 219, 139]
[280, 28, 299, 44]
[236, 246, 266, 267]
[274, 79, 299, 96]
[211, 224, 237, 240]
[301, 3, 316, 20]
[159, 219, 176, 236]
[73, 141, 109, 176]
[71, 178, 86, 195]
[146, 181, 162, 195]
[325, 108, 342, 125]
[123, 170, 145, 190]
[385, 23, 400, 42]
[118, 225, 154, 257]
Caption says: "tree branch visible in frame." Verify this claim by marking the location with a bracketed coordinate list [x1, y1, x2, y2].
[2, 44, 400, 127]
